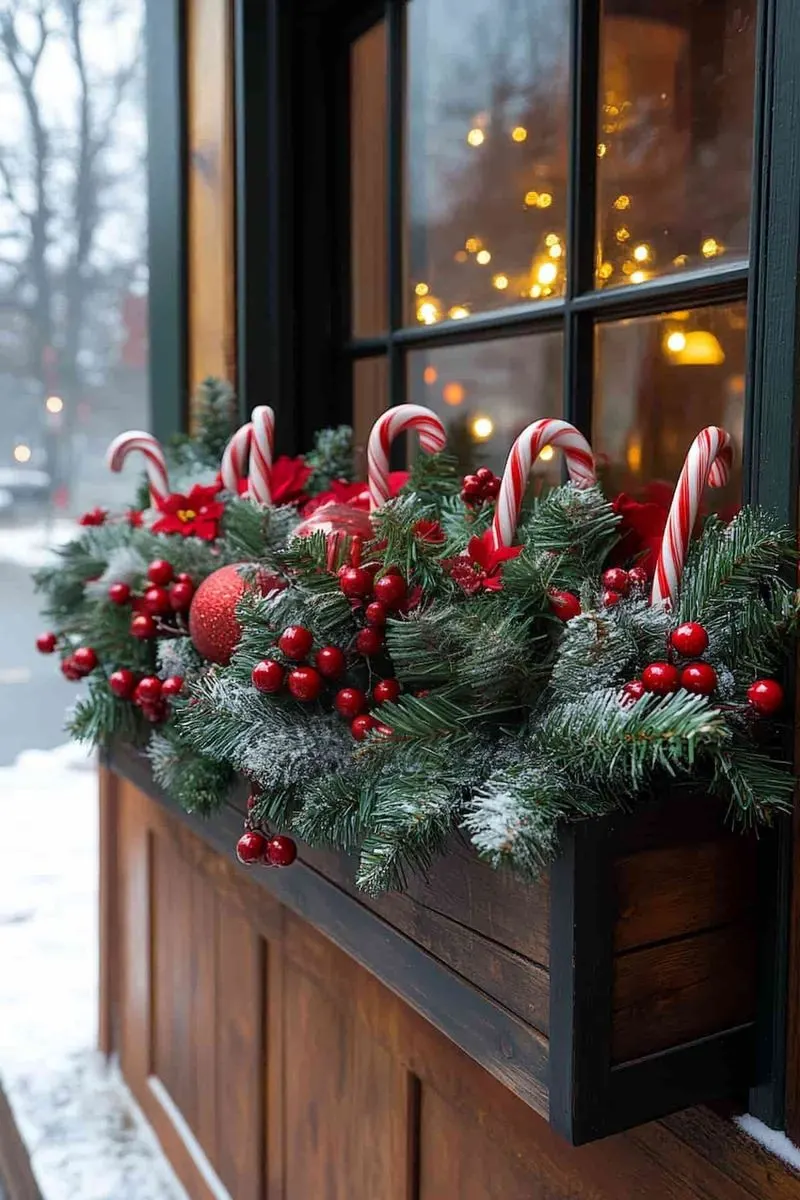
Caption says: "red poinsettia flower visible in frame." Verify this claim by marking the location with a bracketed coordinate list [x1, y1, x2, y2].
[227, 456, 313, 506]
[151, 482, 225, 541]
[413, 519, 445, 544]
[303, 471, 410, 517]
[445, 529, 522, 594]
[79, 507, 107, 526]
[609, 493, 669, 575]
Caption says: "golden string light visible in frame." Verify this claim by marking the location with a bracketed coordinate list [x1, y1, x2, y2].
[511, 126, 527, 142]
[492, 273, 509, 290]
[414, 282, 429, 296]
[448, 305, 470, 320]
[466, 128, 485, 147]
[476, 249, 492, 265]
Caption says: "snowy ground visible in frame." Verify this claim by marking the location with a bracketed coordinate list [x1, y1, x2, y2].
[0, 742, 187, 1199]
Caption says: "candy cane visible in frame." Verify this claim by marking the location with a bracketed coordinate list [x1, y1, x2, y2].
[491, 418, 596, 549]
[106, 430, 170, 508]
[248, 405, 275, 505]
[220, 423, 252, 494]
[367, 404, 447, 510]
[651, 426, 733, 608]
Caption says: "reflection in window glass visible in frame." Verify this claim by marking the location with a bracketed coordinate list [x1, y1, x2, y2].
[596, 0, 756, 289]
[593, 305, 745, 513]
[351, 21, 388, 337]
[405, 0, 569, 327]
[408, 332, 562, 477]
[353, 357, 389, 475]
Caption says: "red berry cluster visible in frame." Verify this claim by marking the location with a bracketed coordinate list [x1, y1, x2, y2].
[236, 825, 297, 869]
[624, 621, 716, 702]
[461, 467, 501, 506]
[600, 565, 649, 609]
[107, 668, 184, 723]
[59, 645, 98, 681]
[107, 560, 196, 641]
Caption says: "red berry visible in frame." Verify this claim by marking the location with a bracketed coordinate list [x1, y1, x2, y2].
[108, 582, 131, 605]
[36, 632, 57, 654]
[236, 830, 267, 864]
[60, 657, 82, 682]
[141, 699, 167, 724]
[621, 680, 645, 705]
[335, 687, 367, 718]
[483, 477, 500, 498]
[549, 590, 581, 622]
[602, 590, 622, 609]
[373, 679, 401, 704]
[109, 668, 136, 699]
[130, 613, 157, 639]
[680, 662, 717, 695]
[169, 580, 195, 611]
[72, 646, 98, 674]
[144, 586, 171, 615]
[134, 676, 163, 704]
[315, 645, 346, 679]
[365, 601, 388, 627]
[287, 666, 324, 702]
[602, 567, 629, 595]
[642, 662, 680, 694]
[475, 467, 493, 482]
[670, 621, 709, 658]
[147, 559, 174, 586]
[461, 475, 481, 499]
[161, 675, 184, 697]
[176, 572, 194, 585]
[351, 714, 378, 741]
[355, 627, 383, 656]
[627, 566, 649, 591]
[339, 566, 374, 599]
[252, 659, 285, 694]
[266, 834, 297, 867]
[278, 625, 314, 661]
[373, 573, 407, 609]
[747, 678, 784, 716]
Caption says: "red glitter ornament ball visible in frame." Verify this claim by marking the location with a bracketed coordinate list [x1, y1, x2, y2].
[188, 565, 285, 665]
[747, 678, 784, 716]
[315, 645, 346, 679]
[670, 622, 709, 658]
[642, 662, 680, 694]
[355, 627, 383, 656]
[601, 567, 629, 595]
[144, 586, 171, 616]
[130, 613, 157, 639]
[549, 590, 581, 622]
[36, 632, 57, 654]
[373, 679, 401, 704]
[335, 687, 367, 718]
[72, 646, 98, 675]
[680, 662, 717, 695]
[278, 625, 314, 661]
[108, 582, 131, 606]
[236, 830, 267, 865]
[109, 668, 136, 699]
[351, 714, 377, 741]
[339, 566, 374, 599]
[621, 680, 645, 705]
[266, 834, 298, 867]
[147, 559, 174, 586]
[161, 675, 184, 697]
[287, 666, 324, 702]
[373, 573, 407, 609]
[252, 659, 285, 694]
[365, 601, 388, 627]
[169, 580, 195, 611]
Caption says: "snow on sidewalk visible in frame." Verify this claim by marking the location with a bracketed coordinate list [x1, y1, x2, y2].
[0, 743, 187, 1200]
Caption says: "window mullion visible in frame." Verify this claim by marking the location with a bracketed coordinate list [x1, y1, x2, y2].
[387, 0, 405, 415]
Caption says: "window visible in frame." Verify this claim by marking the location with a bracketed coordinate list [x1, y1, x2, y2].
[342, 0, 755, 507]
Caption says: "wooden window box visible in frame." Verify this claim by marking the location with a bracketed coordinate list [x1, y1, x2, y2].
[108, 742, 759, 1145]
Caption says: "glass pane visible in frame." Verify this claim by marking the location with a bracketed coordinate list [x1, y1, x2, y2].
[353, 357, 389, 476]
[405, 0, 569, 327]
[0, 1, 149, 760]
[408, 332, 563, 477]
[596, 1, 756, 290]
[593, 304, 745, 513]
[351, 21, 388, 336]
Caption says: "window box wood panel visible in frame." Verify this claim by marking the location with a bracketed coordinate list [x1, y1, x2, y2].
[107, 742, 758, 1145]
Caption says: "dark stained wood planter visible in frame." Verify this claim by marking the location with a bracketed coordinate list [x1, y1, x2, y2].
[106, 743, 759, 1147]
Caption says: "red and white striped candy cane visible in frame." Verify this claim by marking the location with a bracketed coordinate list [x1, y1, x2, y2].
[220, 423, 252, 494]
[106, 430, 170, 508]
[491, 418, 596, 550]
[651, 426, 733, 608]
[248, 405, 275, 504]
[367, 404, 447, 510]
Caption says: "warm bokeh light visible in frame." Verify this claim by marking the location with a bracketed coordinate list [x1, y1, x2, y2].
[545, 233, 559, 247]
[476, 249, 492, 265]
[665, 331, 687, 353]
[448, 305, 470, 320]
[670, 330, 725, 365]
[615, 226, 630, 242]
[442, 381, 465, 406]
[492, 273, 509, 289]
[529, 284, 542, 298]
[423, 365, 438, 385]
[613, 195, 630, 210]
[630, 270, 647, 284]
[524, 190, 539, 207]
[45, 395, 64, 414]
[417, 299, 441, 325]
[701, 237, 723, 258]
[467, 127, 485, 147]
[597, 262, 613, 280]
[414, 282, 429, 296]
[13, 444, 32, 463]
[538, 444, 555, 462]
[465, 237, 480, 253]
[548, 243, 562, 259]
[537, 192, 553, 209]
[537, 262, 558, 286]
[632, 243, 650, 263]
[511, 125, 527, 142]
[626, 438, 643, 472]
[470, 415, 494, 441]
[597, 142, 608, 157]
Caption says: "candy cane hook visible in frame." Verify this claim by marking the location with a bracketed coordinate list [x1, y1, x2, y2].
[367, 404, 447, 511]
[220, 405, 275, 503]
[491, 418, 596, 550]
[106, 430, 170, 509]
[220, 423, 252, 494]
[651, 426, 733, 609]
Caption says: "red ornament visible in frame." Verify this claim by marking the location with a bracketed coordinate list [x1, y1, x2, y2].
[278, 625, 314, 661]
[339, 566, 374, 599]
[627, 566, 649, 591]
[79, 506, 107, 526]
[355, 627, 383, 656]
[108, 582, 131, 605]
[130, 613, 157, 639]
[287, 666, 324, 702]
[670, 622, 709, 658]
[60, 657, 82, 682]
[335, 687, 367, 718]
[72, 646, 98, 674]
[252, 659, 285, 694]
[134, 676, 163, 704]
[315, 646, 346, 679]
[144, 586, 171, 615]
[161, 675, 184, 697]
[549, 590, 581, 622]
[602, 590, 622, 609]
[188, 564, 285, 665]
[147, 559, 174, 586]
[373, 573, 407, 609]
[601, 567, 629, 595]
[236, 830, 267, 864]
[36, 632, 57, 654]
[169, 580, 195, 611]
[621, 680, 645, 705]
[747, 678, 784, 716]
[351, 714, 377, 741]
[461, 467, 500, 505]
[176, 572, 193, 584]
[680, 662, 717, 695]
[373, 679, 401, 704]
[109, 668, 136, 699]
[266, 834, 298, 867]
[642, 662, 680, 694]
[365, 601, 388, 627]
[141, 700, 168, 724]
